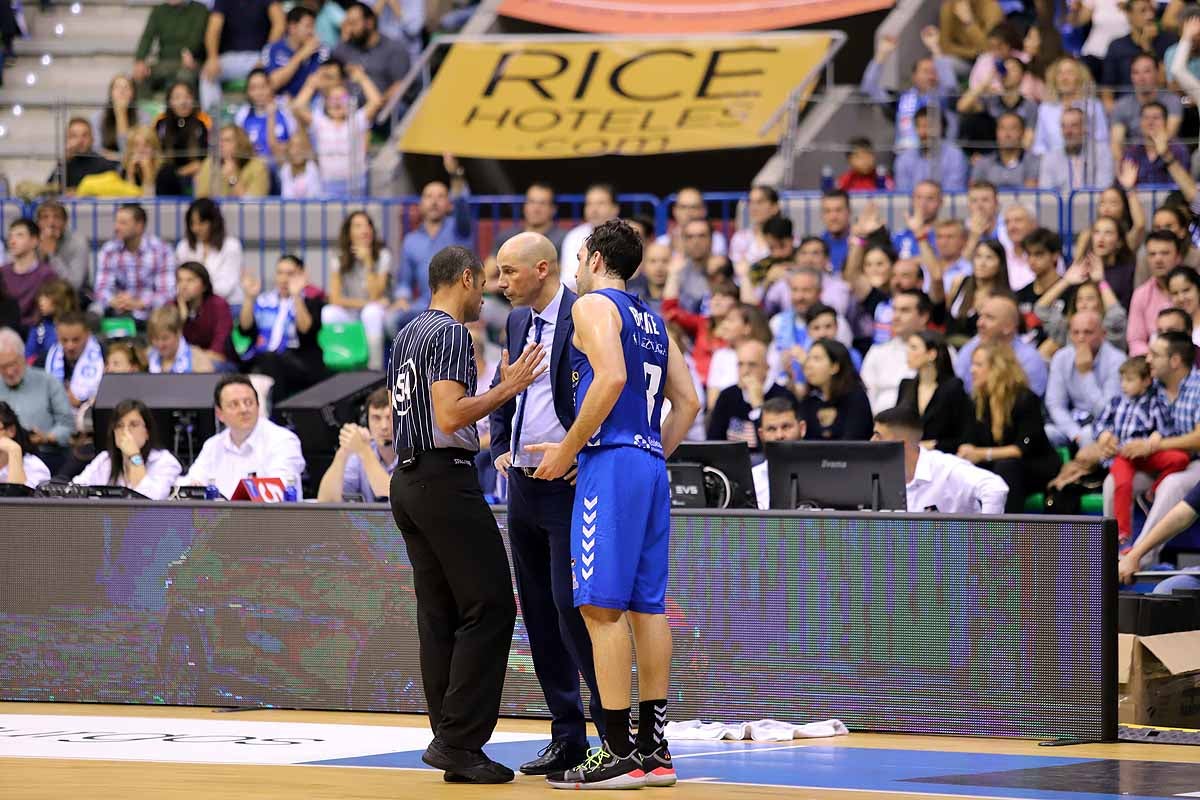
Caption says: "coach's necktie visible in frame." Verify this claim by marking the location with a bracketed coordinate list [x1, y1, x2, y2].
[511, 315, 546, 459]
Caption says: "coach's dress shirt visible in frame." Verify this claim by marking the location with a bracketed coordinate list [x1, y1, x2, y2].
[511, 284, 568, 468]
[906, 447, 1009, 514]
[178, 418, 306, 499]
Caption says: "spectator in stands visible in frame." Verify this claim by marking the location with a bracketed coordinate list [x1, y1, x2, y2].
[1033, 57, 1108, 157]
[194, 124, 271, 198]
[1, 219, 56, 332]
[741, 216, 797, 310]
[939, 0, 1005, 71]
[25, 279, 76, 367]
[706, 303, 772, 408]
[627, 242, 669, 314]
[290, 64, 383, 196]
[1119, 476, 1200, 587]
[665, 279, 737, 385]
[658, 186, 729, 259]
[155, 82, 211, 196]
[861, 289, 931, 413]
[947, 239, 1015, 343]
[238, 255, 327, 400]
[873, 406, 1009, 513]
[1083, 215, 1136, 310]
[265, 6, 327, 97]
[667, 220, 721, 315]
[147, 304, 214, 374]
[970, 112, 1040, 188]
[236, 68, 294, 169]
[104, 342, 147, 374]
[836, 138, 892, 193]
[176, 261, 233, 365]
[175, 199, 243, 306]
[0, 400, 51, 488]
[559, 183, 621, 284]
[820, 189, 852, 271]
[120, 125, 163, 197]
[860, 29, 959, 152]
[751, 397, 805, 509]
[1072, 0, 1130, 81]
[1000, 203, 1038, 289]
[391, 164, 471, 329]
[317, 387, 396, 502]
[132, 0, 208, 95]
[93, 75, 140, 160]
[1157, 306, 1194, 346]
[956, 295, 1048, 394]
[793, 237, 857, 320]
[769, 268, 854, 362]
[893, 107, 969, 192]
[1168, 265, 1200, 346]
[1039, 269, 1129, 353]
[896, 330, 972, 452]
[332, 2, 412, 130]
[324, 211, 390, 370]
[1124, 103, 1194, 188]
[1015, 227, 1062, 347]
[1044, 309, 1125, 446]
[1168, 15, 1200, 119]
[796, 305, 864, 388]
[47, 311, 104, 411]
[489, 182, 565, 270]
[1074, 178, 1145, 257]
[799, 339, 873, 441]
[0, 328, 74, 472]
[34, 201, 89, 297]
[844, 236, 923, 348]
[178, 374, 306, 499]
[1101, 0, 1177, 94]
[93, 204, 176, 324]
[934, 218, 973, 293]
[1038, 107, 1114, 191]
[279, 128, 321, 198]
[73, 398, 182, 499]
[960, 341, 1059, 511]
[966, 22, 1044, 98]
[1110, 53, 1183, 163]
[47, 118, 117, 193]
[891, 181, 944, 260]
[201, 0, 286, 110]
[707, 339, 795, 447]
[730, 185, 780, 265]
[1129, 229, 1183, 354]
[957, 54, 1039, 158]
[1149, 205, 1200, 271]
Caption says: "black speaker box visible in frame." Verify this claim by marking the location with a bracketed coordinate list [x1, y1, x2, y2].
[93, 373, 225, 468]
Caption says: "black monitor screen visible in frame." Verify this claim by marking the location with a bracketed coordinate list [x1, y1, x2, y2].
[766, 440, 907, 511]
[669, 441, 757, 509]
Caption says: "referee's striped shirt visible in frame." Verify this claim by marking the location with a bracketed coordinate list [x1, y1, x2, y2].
[389, 310, 479, 454]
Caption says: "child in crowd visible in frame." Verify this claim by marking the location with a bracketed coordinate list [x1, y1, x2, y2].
[24, 278, 77, 366]
[837, 138, 892, 193]
[147, 304, 213, 374]
[279, 129, 322, 198]
[290, 64, 382, 197]
[105, 341, 146, 374]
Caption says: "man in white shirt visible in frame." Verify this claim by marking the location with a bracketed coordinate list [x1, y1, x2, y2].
[560, 183, 619, 291]
[178, 374, 306, 499]
[860, 289, 930, 413]
[753, 397, 807, 510]
[873, 407, 1009, 514]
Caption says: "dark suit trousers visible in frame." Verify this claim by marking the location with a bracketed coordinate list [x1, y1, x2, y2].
[507, 470, 605, 747]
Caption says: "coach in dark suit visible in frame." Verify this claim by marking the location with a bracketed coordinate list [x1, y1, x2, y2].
[489, 232, 604, 773]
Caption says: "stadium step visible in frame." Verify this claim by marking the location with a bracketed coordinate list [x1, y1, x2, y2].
[4, 54, 133, 91]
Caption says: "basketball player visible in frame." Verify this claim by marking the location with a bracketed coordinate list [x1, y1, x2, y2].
[527, 219, 701, 789]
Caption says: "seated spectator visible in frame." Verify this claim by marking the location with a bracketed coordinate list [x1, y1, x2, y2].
[105, 341, 147, 374]
[896, 330, 973, 453]
[787, 304, 865, 390]
[132, 0, 208, 95]
[730, 185, 781, 265]
[661, 219, 717, 316]
[194, 124, 271, 198]
[93, 204, 176, 324]
[1168, 265, 1200, 345]
[34, 201, 90, 297]
[1101, 0, 1177, 94]
[1039, 269, 1129, 355]
[391, 167, 472, 329]
[769, 269, 854, 364]
[665, 282, 737, 384]
[1015, 227, 1063, 346]
[859, 29, 959, 151]
[1033, 57, 1108, 156]
[743, 216, 799, 309]
[966, 22, 1043, 100]
[72, 398, 183, 499]
[0, 328, 75, 472]
[956, 295, 1049, 394]
[291, 65, 383, 196]
[1074, 181, 1145, 258]
[959, 341, 1059, 511]
[46, 311, 104, 410]
[317, 387, 396, 502]
[25, 279, 76, 367]
[628, 242, 670, 314]
[331, 2, 413, 131]
[820, 189, 852, 271]
[657, 186, 729, 258]
[1129, 229, 1183, 354]
[862, 288, 933, 414]
[752, 396, 806, 509]
[1084, 215, 1137, 310]
[561, 183, 620, 288]
[1110, 53, 1183, 164]
[488, 182, 566, 275]
[1119, 476, 1200, 587]
[147, 305, 214, 374]
[200, 0, 286, 109]
[707, 339, 795, 447]
[175, 261, 233, 363]
[799, 339, 874, 440]
[1045, 310, 1125, 447]
[1037, 107, 1114, 191]
[947, 239, 1015, 343]
[958, 54, 1039, 158]
[235, 68, 295, 168]
[873, 406, 1009, 513]
[265, 5, 327, 97]
[120, 125, 164, 197]
[939, 0, 1005, 69]
[1, 219, 56, 332]
[891, 181, 944, 260]
[795, 237, 857, 320]
[0, 400, 51, 487]
[279, 128, 321, 198]
[845, 239, 925, 348]
[323, 211, 390, 370]
[1123, 101, 1192, 186]
[999, 203, 1038, 289]
[178, 374, 306, 499]
[836, 138, 892, 193]
[970, 112, 1040, 188]
[893, 107, 969, 192]
[1073, 0, 1129, 81]
[46, 118, 117, 193]
[1148, 205, 1200, 272]
[155, 82, 211, 195]
[237, 255, 327, 400]
[176, 198, 244, 305]
[92, 75, 141, 160]
[934, 218, 973, 292]
[706, 303, 771, 407]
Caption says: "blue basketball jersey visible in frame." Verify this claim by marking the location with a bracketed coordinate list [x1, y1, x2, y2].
[571, 288, 669, 457]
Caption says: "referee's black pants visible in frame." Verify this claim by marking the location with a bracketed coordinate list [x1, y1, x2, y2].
[389, 449, 516, 751]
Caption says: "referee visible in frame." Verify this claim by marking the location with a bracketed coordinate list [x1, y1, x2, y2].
[389, 245, 546, 784]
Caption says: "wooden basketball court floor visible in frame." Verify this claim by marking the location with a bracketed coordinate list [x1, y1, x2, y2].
[1, 702, 1197, 800]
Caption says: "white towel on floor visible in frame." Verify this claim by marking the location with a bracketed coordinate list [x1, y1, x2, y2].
[664, 719, 849, 741]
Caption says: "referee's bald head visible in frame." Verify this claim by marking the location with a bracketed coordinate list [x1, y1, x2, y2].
[429, 245, 484, 294]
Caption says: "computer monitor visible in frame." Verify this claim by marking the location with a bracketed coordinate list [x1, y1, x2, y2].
[765, 441, 907, 511]
[668, 441, 757, 509]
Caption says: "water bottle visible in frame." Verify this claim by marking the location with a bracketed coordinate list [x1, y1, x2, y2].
[204, 479, 220, 501]
[875, 165, 889, 190]
[820, 165, 834, 192]
[284, 476, 299, 503]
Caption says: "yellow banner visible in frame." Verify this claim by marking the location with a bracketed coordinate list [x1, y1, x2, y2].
[398, 34, 835, 159]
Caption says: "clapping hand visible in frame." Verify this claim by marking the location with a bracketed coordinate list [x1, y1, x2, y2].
[240, 270, 262, 300]
[338, 423, 371, 456]
[852, 201, 882, 238]
[1118, 158, 1139, 191]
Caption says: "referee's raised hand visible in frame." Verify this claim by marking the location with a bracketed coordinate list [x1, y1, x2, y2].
[499, 341, 549, 395]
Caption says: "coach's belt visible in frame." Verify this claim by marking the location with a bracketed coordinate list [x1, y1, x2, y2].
[515, 466, 539, 478]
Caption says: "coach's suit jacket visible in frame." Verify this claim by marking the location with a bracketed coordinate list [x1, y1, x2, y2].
[489, 286, 578, 463]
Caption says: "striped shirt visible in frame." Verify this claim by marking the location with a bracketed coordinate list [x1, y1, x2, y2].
[94, 235, 176, 322]
[389, 310, 478, 454]
[1092, 390, 1175, 447]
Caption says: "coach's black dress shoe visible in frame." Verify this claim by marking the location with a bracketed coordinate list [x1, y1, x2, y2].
[423, 737, 514, 784]
[519, 740, 589, 775]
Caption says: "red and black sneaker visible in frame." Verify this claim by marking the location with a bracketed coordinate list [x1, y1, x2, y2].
[641, 742, 676, 787]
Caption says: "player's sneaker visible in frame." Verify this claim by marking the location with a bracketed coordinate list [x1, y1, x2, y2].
[641, 742, 676, 787]
[546, 745, 646, 790]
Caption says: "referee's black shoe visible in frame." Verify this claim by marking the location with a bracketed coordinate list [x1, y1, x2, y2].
[423, 737, 514, 783]
[520, 740, 590, 775]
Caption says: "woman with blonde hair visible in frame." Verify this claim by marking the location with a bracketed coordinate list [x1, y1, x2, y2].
[1032, 56, 1109, 156]
[958, 341, 1060, 512]
[195, 124, 270, 198]
[120, 125, 162, 196]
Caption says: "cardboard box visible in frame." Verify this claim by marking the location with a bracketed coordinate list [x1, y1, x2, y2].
[1118, 631, 1200, 727]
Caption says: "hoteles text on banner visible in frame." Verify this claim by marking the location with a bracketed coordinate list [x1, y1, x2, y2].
[397, 34, 839, 159]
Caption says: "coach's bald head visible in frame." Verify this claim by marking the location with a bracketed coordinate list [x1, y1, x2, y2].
[496, 231, 561, 310]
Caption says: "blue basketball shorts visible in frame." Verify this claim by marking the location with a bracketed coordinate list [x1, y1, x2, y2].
[570, 445, 671, 615]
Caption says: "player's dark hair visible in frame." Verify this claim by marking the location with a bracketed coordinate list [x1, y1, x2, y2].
[428, 245, 483, 292]
[585, 219, 643, 281]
